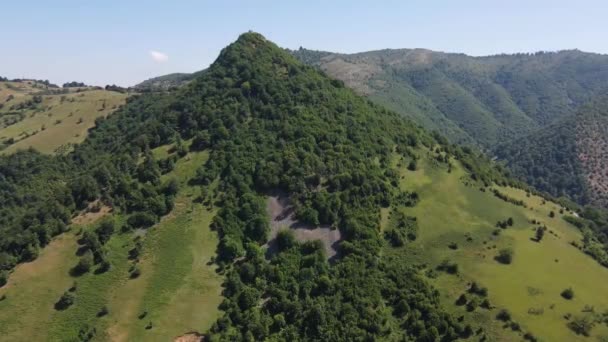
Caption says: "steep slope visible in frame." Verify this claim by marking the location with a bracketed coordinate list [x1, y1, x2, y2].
[292, 48, 608, 149]
[497, 95, 608, 207]
[1, 33, 608, 342]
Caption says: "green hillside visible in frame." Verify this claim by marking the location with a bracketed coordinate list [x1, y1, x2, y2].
[497, 95, 608, 208]
[292, 48, 608, 150]
[1, 32, 608, 342]
[389, 146, 608, 341]
[0, 80, 127, 154]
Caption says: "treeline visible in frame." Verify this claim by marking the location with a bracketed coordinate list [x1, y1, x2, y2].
[63, 81, 87, 88]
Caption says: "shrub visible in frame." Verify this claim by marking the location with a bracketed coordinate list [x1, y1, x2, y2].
[97, 305, 109, 317]
[129, 266, 141, 279]
[455, 293, 467, 306]
[466, 298, 479, 312]
[55, 291, 75, 310]
[468, 282, 488, 297]
[276, 230, 297, 251]
[496, 248, 513, 264]
[0, 271, 7, 287]
[437, 259, 459, 274]
[561, 287, 574, 300]
[407, 159, 417, 171]
[496, 309, 511, 322]
[568, 315, 595, 336]
[95, 218, 115, 245]
[72, 252, 94, 275]
[535, 227, 545, 242]
[127, 212, 157, 229]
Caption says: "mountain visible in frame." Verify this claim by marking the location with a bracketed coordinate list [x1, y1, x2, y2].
[134, 70, 205, 92]
[145, 48, 608, 207]
[0, 33, 608, 341]
[292, 48, 608, 149]
[497, 94, 608, 207]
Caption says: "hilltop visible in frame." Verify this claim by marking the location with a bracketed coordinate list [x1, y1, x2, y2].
[0, 80, 127, 154]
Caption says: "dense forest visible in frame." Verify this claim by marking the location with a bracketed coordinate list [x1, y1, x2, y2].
[497, 95, 608, 207]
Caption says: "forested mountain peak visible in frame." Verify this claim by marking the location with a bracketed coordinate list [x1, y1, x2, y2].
[2, 32, 608, 341]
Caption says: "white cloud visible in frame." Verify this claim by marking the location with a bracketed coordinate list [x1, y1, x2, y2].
[149, 50, 169, 63]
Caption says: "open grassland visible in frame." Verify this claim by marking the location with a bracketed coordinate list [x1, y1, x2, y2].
[0, 149, 222, 341]
[0, 84, 127, 154]
[388, 151, 608, 341]
[107, 150, 222, 342]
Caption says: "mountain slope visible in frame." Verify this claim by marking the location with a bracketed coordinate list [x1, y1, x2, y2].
[497, 94, 608, 207]
[292, 48, 608, 149]
[1, 33, 608, 341]
[0, 80, 127, 154]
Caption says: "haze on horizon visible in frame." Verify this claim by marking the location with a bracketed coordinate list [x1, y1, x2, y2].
[3, 0, 607, 87]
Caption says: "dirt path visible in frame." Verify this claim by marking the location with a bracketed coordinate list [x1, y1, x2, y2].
[266, 192, 341, 259]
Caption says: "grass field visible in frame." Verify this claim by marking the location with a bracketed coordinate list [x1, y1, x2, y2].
[388, 150, 608, 341]
[0, 82, 127, 154]
[0, 149, 222, 341]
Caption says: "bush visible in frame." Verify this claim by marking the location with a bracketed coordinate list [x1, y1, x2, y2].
[72, 252, 94, 275]
[437, 259, 459, 274]
[561, 287, 574, 300]
[95, 218, 115, 245]
[455, 293, 467, 306]
[276, 230, 297, 251]
[567, 315, 595, 336]
[407, 160, 417, 171]
[55, 291, 75, 310]
[495, 248, 513, 264]
[127, 212, 157, 229]
[129, 266, 141, 279]
[468, 282, 488, 296]
[496, 309, 511, 322]
[0, 271, 7, 287]
[97, 305, 109, 317]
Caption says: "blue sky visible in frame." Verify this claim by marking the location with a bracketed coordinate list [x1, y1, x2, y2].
[2, 0, 607, 86]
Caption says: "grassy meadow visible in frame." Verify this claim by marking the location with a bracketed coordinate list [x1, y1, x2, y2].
[387, 150, 608, 341]
[0, 149, 222, 341]
[0, 82, 127, 154]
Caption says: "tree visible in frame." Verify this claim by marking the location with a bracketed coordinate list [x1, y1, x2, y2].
[95, 218, 115, 245]
[496, 309, 511, 322]
[97, 305, 109, 317]
[407, 159, 417, 171]
[496, 248, 513, 264]
[73, 251, 94, 275]
[55, 291, 75, 310]
[535, 227, 545, 242]
[191, 131, 211, 151]
[561, 287, 574, 300]
[549, 211, 555, 218]
[276, 230, 296, 251]
[0, 271, 7, 287]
